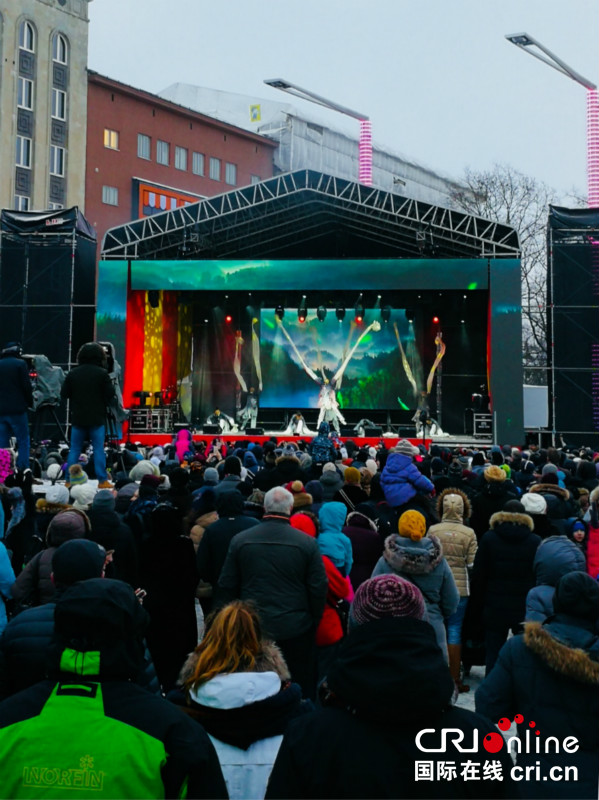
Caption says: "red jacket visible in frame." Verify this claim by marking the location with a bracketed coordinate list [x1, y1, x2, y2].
[587, 488, 599, 579]
[316, 555, 351, 647]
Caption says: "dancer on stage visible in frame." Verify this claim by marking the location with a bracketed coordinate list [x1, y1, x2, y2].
[206, 409, 236, 433]
[275, 317, 381, 436]
[284, 412, 311, 436]
[238, 387, 259, 430]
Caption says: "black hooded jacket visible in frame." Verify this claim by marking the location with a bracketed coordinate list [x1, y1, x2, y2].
[60, 343, 115, 427]
[266, 616, 513, 799]
[0, 579, 227, 799]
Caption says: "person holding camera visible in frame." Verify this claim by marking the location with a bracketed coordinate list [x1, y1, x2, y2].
[0, 342, 33, 472]
[61, 342, 115, 489]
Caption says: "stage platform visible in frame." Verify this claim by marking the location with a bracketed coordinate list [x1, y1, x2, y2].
[123, 432, 495, 451]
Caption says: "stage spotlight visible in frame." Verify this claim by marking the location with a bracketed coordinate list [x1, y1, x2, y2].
[336, 307, 346, 321]
[225, 314, 233, 324]
[433, 315, 440, 324]
[275, 305, 285, 320]
[381, 305, 391, 323]
[405, 308, 415, 323]
[317, 305, 327, 322]
[298, 299, 307, 323]
[355, 302, 365, 324]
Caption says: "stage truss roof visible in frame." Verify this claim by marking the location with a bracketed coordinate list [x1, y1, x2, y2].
[101, 170, 520, 261]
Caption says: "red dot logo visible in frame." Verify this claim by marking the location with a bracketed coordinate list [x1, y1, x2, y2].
[514, 714, 524, 724]
[497, 718, 511, 731]
[483, 732, 504, 753]
[529, 721, 536, 728]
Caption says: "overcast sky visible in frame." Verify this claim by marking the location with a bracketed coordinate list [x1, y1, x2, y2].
[88, 0, 598, 203]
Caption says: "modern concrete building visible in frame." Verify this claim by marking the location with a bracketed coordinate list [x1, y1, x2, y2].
[0, 0, 91, 212]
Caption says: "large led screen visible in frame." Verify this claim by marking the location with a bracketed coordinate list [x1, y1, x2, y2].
[259, 308, 421, 411]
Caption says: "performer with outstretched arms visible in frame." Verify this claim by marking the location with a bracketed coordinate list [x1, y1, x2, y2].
[206, 408, 236, 433]
[238, 387, 259, 430]
[275, 317, 381, 435]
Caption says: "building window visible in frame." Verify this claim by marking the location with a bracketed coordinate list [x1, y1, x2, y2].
[102, 185, 118, 206]
[17, 77, 34, 110]
[48, 202, 63, 210]
[156, 140, 169, 165]
[175, 146, 187, 171]
[49, 145, 65, 176]
[192, 152, 204, 176]
[103, 129, 119, 150]
[14, 195, 30, 211]
[52, 33, 68, 64]
[51, 88, 67, 120]
[225, 162, 237, 186]
[250, 174, 261, 185]
[19, 21, 35, 52]
[209, 157, 221, 181]
[137, 133, 151, 160]
[16, 136, 32, 168]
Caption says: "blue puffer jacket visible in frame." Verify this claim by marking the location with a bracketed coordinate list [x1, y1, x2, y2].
[380, 453, 434, 508]
[0, 542, 15, 635]
[318, 502, 353, 577]
[525, 535, 586, 622]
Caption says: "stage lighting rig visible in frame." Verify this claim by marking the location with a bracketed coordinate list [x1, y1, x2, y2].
[335, 306, 346, 321]
[298, 296, 307, 323]
[381, 305, 391, 323]
[275, 305, 285, 320]
[317, 305, 327, 322]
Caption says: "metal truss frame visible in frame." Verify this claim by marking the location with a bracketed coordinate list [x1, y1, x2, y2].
[101, 170, 520, 260]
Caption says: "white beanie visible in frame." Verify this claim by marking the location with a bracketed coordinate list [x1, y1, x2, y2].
[365, 459, 378, 476]
[46, 463, 63, 483]
[70, 483, 97, 511]
[521, 492, 547, 515]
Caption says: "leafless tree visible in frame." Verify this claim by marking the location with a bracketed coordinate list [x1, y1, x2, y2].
[450, 164, 555, 385]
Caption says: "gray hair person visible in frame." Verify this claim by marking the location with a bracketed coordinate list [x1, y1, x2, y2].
[263, 486, 294, 516]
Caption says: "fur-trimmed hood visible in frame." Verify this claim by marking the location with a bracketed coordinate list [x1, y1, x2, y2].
[382, 533, 443, 575]
[178, 640, 290, 688]
[275, 453, 300, 467]
[524, 622, 599, 686]
[345, 511, 378, 532]
[436, 487, 471, 522]
[590, 485, 599, 504]
[529, 482, 570, 501]
[35, 498, 70, 515]
[489, 510, 534, 531]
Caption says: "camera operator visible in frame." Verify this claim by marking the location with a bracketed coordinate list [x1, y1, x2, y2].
[61, 343, 115, 489]
[0, 342, 33, 471]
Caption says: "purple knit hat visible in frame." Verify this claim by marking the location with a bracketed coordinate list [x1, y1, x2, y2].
[349, 574, 426, 628]
[0, 449, 13, 484]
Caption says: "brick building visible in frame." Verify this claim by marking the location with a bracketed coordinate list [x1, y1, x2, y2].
[85, 71, 276, 250]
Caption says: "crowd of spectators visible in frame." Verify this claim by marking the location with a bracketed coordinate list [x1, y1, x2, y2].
[0, 429, 597, 798]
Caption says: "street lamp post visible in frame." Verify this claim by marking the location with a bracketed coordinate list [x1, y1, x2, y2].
[264, 78, 372, 186]
[505, 32, 599, 207]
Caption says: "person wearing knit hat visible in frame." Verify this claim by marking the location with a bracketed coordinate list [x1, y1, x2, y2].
[139, 474, 165, 492]
[484, 464, 506, 483]
[70, 483, 97, 512]
[469, 460, 520, 539]
[67, 463, 88, 487]
[92, 488, 116, 513]
[284, 480, 313, 511]
[129, 460, 160, 481]
[349, 574, 426, 628]
[393, 439, 418, 457]
[372, 509, 459, 659]
[45, 463, 62, 484]
[45, 484, 70, 506]
[520, 491, 559, 539]
[52, 538, 108, 586]
[476, 571, 599, 796]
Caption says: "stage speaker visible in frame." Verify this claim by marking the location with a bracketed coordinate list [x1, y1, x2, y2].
[364, 426, 383, 436]
[340, 426, 356, 437]
[173, 422, 189, 432]
[202, 425, 221, 434]
[245, 427, 265, 435]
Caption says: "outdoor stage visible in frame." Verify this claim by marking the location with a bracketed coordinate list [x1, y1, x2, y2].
[126, 432, 433, 450]
[98, 171, 524, 445]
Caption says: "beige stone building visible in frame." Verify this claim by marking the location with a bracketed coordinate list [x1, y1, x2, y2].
[0, 0, 91, 211]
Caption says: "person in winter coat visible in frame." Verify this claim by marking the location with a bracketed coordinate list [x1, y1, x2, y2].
[372, 509, 459, 659]
[471, 500, 541, 674]
[197, 492, 260, 614]
[309, 422, 337, 468]
[31, 484, 71, 561]
[525, 535, 586, 622]
[469, 465, 519, 540]
[218, 487, 327, 701]
[520, 491, 561, 539]
[86, 489, 139, 587]
[254, 451, 309, 492]
[342, 508, 383, 591]
[476, 572, 599, 800]
[584, 486, 598, 579]
[319, 462, 344, 502]
[173, 601, 308, 800]
[11, 508, 90, 609]
[428, 488, 478, 692]
[290, 512, 351, 681]
[379, 443, 434, 512]
[317, 502, 353, 577]
[139, 502, 199, 693]
[333, 466, 369, 512]
[0, 578, 227, 799]
[527, 478, 576, 532]
[265, 574, 514, 800]
[0, 538, 15, 636]
[0, 342, 33, 471]
[61, 342, 116, 490]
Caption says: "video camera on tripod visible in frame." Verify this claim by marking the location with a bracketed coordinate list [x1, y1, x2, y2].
[22, 353, 65, 411]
